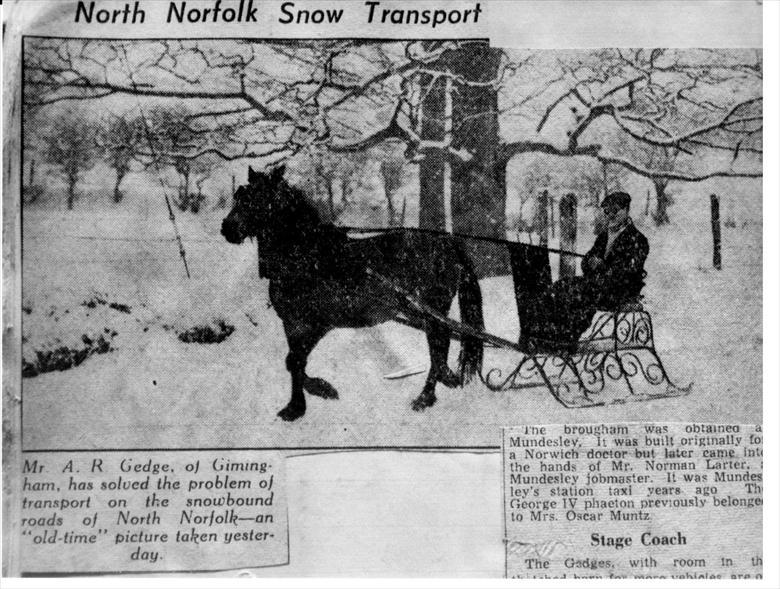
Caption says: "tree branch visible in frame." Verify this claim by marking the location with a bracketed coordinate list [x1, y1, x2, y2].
[499, 140, 600, 162]
[599, 154, 761, 182]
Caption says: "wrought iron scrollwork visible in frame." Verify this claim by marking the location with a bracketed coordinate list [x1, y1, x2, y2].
[479, 310, 691, 407]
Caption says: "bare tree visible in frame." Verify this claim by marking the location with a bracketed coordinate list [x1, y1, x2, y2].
[500, 49, 762, 177]
[141, 104, 212, 211]
[190, 156, 221, 213]
[601, 134, 684, 225]
[646, 147, 679, 226]
[22, 103, 47, 203]
[375, 143, 406, 226]
[24, 41, 762, 231]
[43, 109, 96, 209]
[288, 147, 371, 222]
[97, 113, 144, 203]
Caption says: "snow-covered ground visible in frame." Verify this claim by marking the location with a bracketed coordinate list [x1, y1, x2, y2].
[21, 176, 762, 449]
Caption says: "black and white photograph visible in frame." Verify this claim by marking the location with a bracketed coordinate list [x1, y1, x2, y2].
[2, 0, 777, 581]
[18, 38, 763, 449]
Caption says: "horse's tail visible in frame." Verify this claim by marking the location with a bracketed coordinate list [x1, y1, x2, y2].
[456, 245, 484, 384]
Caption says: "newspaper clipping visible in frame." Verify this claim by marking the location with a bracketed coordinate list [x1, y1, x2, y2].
[19, 451, 287, 573]
[503, 423, 762, 579]
[1, 0, 774, 582]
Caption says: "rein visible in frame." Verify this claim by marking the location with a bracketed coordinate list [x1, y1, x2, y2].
[339, 225, 587, 258]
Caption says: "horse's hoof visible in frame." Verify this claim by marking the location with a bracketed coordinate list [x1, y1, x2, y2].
[277, 403, 306, 421]
[305, 377, 339, 399]
[437, 368, 460, 389]
[411, 392, 436, 412]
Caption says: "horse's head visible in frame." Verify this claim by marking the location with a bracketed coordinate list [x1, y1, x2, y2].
[221, 165, 286, 244]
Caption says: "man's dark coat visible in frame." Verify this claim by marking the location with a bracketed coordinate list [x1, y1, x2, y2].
[512, 220, 650, 352]
[582, 221, 649, 309]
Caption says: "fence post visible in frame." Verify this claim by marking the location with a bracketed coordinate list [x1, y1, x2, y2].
[549, 193, 556, 239]
[710, 193, 722, 270]
[559, 192, 578, 278]
[537, 189, 549, 247]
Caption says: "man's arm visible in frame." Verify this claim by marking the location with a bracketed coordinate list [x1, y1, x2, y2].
[582, 233, 606, 275]
[602, 232, 649, 287]
[620, 232, 649, 276]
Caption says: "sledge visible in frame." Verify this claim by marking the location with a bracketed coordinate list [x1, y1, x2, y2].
[367, 263, 692, 409]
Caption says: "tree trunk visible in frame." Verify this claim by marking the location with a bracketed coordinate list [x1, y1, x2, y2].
[326, 179, 336, 221]
[184, 171, 190, 211]
[191, 190, 201, 213]
[537, 190, 549, 247]
[67, 173, 76, 210]
[419, 153, 445, 230]
[385, 191, 395, 226]
[25, 159, 40, 203]
[710, 193, 722, 270]
[559, 193, 578, 278]
[653, 179, 671, 226]
[548, 194, 555, 239]
[340, 175, 350, 205]
[417, 42, 506, 275]
[380, 160, 403, 226]
[113, 166, 127, 203]
[177, 170, 191, 211]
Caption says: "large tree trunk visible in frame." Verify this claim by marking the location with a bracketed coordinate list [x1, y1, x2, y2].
[653, 178, 671, 226]
[419, 152, 445, 230]
[380, 159, 403, 226]
[559, 193, 578, 278]
[418, 42, 506, 275]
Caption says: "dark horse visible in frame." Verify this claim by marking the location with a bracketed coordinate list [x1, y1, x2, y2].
[221, 166, 484, 421]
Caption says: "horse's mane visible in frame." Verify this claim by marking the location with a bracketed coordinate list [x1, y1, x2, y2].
[277, 180, 320, 224]
[272, 176, 348, 246]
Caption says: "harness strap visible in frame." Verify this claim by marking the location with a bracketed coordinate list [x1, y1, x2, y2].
[365, 267, 524, 353]
[343, 225, 586, 258]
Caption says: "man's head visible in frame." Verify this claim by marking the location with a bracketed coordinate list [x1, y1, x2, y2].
[601, 191, 631, 229]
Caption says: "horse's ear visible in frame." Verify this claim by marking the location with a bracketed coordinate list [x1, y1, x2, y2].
[270, 165, 286, 183]
[248, 166, 260, 184]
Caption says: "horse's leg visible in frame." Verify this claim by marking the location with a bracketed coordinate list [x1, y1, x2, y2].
[430, 322, 460, 388]
[411, 289, 458, 411]
[278, 323, 331, 421]
[412, 323, 456, 412]
[431, 284, 461, 388]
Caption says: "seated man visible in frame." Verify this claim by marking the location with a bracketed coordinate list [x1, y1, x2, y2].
[515, 191, 649, 352]
[581, 191, 649, 310]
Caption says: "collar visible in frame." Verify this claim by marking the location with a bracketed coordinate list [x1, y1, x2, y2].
[607, 218, 632, 236]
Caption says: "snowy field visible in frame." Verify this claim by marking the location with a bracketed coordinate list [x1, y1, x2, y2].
[21, 176, 762, 449]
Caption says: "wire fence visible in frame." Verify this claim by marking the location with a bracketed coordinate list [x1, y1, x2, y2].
[23, 233, 224, 244]
[21, 225, 764, 269]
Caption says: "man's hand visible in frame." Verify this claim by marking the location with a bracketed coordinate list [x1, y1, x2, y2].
[586, 256, 605, 271]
